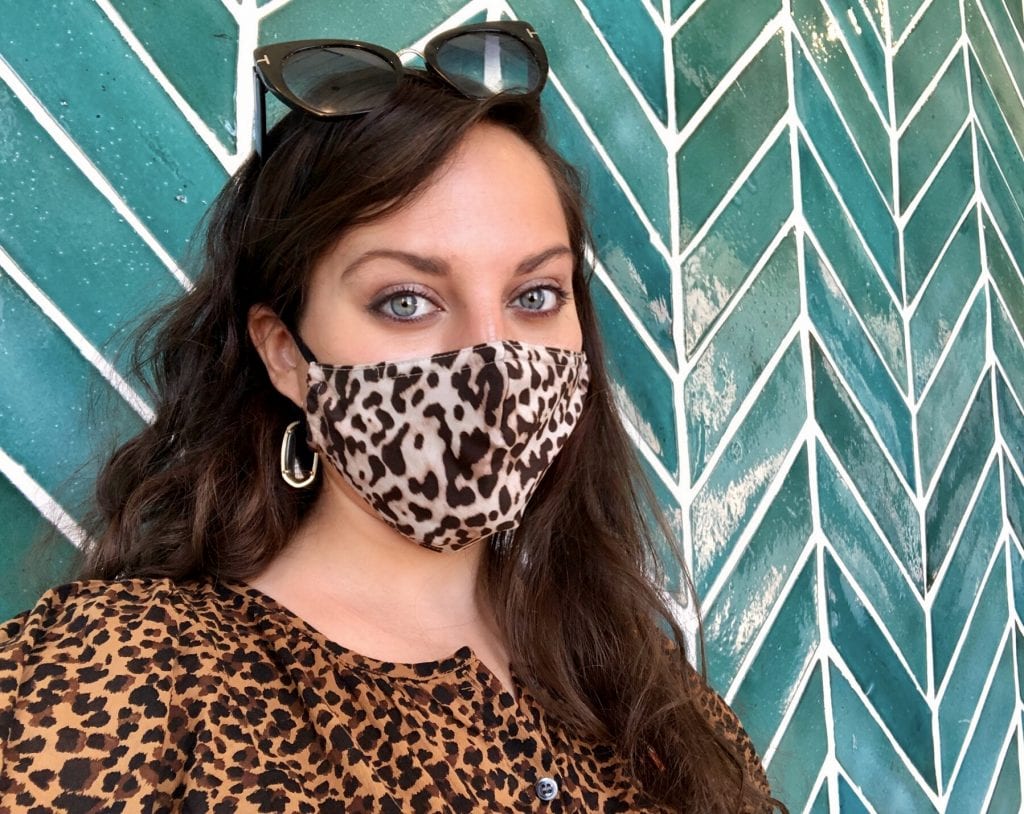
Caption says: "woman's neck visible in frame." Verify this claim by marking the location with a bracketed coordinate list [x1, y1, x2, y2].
[246, 469, 510, 679]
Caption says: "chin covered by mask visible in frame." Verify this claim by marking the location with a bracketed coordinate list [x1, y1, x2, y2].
[291, 335, 590, 552]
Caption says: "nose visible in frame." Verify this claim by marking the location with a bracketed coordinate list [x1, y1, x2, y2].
[450, 301, 511, 348]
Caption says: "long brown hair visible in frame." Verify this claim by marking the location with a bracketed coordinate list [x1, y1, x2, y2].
[77, 73, 784, 813]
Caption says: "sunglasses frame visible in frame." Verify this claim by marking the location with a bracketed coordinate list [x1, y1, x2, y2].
[252, 20, 548, 162]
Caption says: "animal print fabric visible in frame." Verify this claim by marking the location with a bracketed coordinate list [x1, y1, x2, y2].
[304, 340, 590, 552]
[0, 577, 771, 812]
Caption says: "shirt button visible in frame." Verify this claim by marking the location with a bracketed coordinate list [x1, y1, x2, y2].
[535, 776, 559, 802]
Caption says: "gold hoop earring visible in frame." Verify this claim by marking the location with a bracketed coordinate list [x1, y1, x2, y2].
[280, 420, 319, 488]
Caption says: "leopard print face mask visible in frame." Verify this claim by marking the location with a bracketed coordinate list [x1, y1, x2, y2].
[292, 335, 590, 552]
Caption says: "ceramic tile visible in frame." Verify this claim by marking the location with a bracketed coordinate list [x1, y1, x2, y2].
[685, 233, 799, 480]
[972, 55, 1024, 219]
[836, 774, 872, 813]
[829, 663, 939, 812]
[0, 474, 77, 621]
[903, 129, 975, 301]
[1005, 457, 1024, 546]
[979, 135, 1024, 266]
[993, 294, 1024, 416]
[793, 0, 894, 203]
[672, 0, 779, 129]
[897, 53, 970, 212]
[967, 0, 1024, 156]
[890, 0, 935, 43]
[510, 0, 670, 237]
[582, 0, 667, 122]
[729, 557, 819, 752]
[807, 780, 830, 814]
[977, 0, 1024, 107]
[703, 445, 812, 688]
[681, 133, 792, 354]
[691, 339, 806, 594]
[765, 661, 827, 812]
[931, 462, 1002, 678]
[800, 138, 907, 386]
[916, 289, 988, 488]
[909, 213, 982, 397]
[0, 0, 227, 261]
[672, 0, 699, 20]
[677, 33, 788, 247]
[794, 43, 896, 277]
[985, 734, 1021, 814]
[818, 451, 928, 685]
[260, 0, 469, 45]
[824, 551, 935, 784]
[544, 91, 676, 363]
[998, 373, 1024, 471]
[811, 339, 922, 588]
[591, 275, 679, 477]
[1011, 543, 1024, 620]
[820, 0, 888, 111]
[945, 636, 1016, 810]
[924, 379, 996, 588]
[107, 0, 238, 151]
[0, 85, 187, 391]
[937, 560, 1009, 786]
[0, 272, 146, 511]
[806, 238, 915, 481]
[636, 453, 687, 596]
[893, 0, 960, 123]
[986, 215, 1024, 341]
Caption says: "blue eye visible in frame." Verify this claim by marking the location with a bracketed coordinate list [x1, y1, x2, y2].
[516, 285, 570, 314]
[388, 293, 421, 318]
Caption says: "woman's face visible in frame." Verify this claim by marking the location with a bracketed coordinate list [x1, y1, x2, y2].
[295, 121, 582, 372]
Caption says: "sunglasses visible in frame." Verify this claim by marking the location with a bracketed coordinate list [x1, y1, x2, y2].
[252, 20, 548, 163]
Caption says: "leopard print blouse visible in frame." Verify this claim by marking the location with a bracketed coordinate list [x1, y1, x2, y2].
[0, 576, 771, 812]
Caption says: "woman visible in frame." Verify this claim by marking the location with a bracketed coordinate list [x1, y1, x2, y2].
[0, 22, 784, 813]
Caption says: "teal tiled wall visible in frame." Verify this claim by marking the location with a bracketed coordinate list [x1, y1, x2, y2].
[2, 1, 1023, 810]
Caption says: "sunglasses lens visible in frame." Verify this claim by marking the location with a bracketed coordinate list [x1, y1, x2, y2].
[281, 46, 398, 115]
[434, 33, 541, 97]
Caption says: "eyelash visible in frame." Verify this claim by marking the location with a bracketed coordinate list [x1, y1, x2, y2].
[368, 283, 573, 324]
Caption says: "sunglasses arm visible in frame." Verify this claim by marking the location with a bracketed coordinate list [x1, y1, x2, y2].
[252, 67, 267, 163]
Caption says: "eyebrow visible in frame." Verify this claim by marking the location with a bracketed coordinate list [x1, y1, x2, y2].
[339, 245, 573, 281]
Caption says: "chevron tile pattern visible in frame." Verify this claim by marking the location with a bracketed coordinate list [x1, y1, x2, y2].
[2, 1, 1024, 810]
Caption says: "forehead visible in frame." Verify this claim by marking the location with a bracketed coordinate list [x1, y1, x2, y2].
[316, 123, 571, 274]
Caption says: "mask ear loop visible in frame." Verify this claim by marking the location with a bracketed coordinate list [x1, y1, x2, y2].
[286, 327, 319, 366]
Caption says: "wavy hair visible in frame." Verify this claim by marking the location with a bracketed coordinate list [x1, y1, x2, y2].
[76, 73, 785, 813]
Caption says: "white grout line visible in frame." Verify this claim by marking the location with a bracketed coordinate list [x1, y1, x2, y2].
[571, 0, 670, 138]
[927, 449, 1001, 604]
[701, 424, 811, 612]
[973, 0, 1024, 116]
[0, 54, 191, 291]
[822, 536, 929, 698]
[670, 13, 786, 153]
[0, 246, 154, 424]
[761, 629, 822, 762]
[967, 38, 1024, 164]
[722, 526, 818, 702]
[893, 0, 941, 53]
[905, 199, 977, 321]
[973, 100, 1024, 217]
[975, 715, 1020, 814]
[934, 538, 1007, 702]
[899, 118, 974, 225]
[788, 21, 894, 212]
[93, 0, 235, 171]
[802, 225, 910, 403]
[815, 434, 924, 599]
[940, 625, 1014, 805]
[795, 118, 902, 305]
[0, 446, 88, 549]
[896, 39, 966, 137]
[828, 649, 944, 808]
[835, 764, 880, 813]
[544, 68, 673, 262]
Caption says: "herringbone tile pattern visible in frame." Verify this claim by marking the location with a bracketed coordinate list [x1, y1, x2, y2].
[1, 1, 1022, 810]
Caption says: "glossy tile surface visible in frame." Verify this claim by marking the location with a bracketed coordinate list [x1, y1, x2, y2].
[3, 1, 1023, 810]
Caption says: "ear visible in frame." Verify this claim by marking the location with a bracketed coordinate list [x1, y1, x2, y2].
[247, 304, 306, 409]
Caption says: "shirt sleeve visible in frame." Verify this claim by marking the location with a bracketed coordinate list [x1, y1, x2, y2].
[0, 579, 188, 812]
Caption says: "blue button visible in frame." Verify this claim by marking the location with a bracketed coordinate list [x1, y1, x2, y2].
[535, 777, 558, 801]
